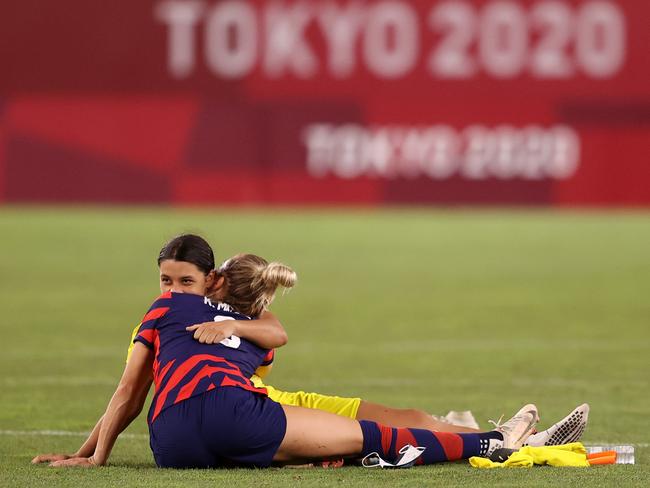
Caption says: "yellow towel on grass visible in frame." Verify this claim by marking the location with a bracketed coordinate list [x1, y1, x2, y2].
[469, 443, 590, 468]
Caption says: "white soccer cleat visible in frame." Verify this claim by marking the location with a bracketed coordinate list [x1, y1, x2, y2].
[526, 403, 589, 447]
[485, 404, 539, 457]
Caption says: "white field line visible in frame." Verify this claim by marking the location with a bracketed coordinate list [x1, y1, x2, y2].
[0, 429, 148, 440]
[293, 376, 648, 389]
[587, 442, 649, 448]
[0, 429, 647, 448]
[2, 377, 118, 386]
[287, 340, 650, 355]
[4, 375, 647, 389]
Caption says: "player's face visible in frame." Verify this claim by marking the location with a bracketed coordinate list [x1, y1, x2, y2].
[159, 259, 214, 296]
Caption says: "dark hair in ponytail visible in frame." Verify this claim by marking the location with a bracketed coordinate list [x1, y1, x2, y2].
[158, 234, 215, 275]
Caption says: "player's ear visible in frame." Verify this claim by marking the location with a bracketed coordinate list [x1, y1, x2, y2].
[205, 270, 216, 288]
[213, 275, 225, 290]
[206, 273, 225, 297]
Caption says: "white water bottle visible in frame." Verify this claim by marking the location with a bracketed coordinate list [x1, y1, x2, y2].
[586, 445, 635, 465]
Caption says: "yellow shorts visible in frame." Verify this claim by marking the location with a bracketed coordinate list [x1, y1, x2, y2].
[251, 375, 361, 419]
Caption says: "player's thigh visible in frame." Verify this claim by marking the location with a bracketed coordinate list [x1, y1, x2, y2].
[274, 404, 363, 462]
[356, 401, 481, 433]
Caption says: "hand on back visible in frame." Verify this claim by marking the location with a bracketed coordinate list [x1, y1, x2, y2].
[186, 321, 237, 344]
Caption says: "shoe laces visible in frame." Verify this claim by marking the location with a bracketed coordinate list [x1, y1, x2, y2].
[487, 415, 504, 430]
[490, 411, 536, 438]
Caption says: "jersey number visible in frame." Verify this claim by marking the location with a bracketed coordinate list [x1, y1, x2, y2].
[213, 316, 242, 349]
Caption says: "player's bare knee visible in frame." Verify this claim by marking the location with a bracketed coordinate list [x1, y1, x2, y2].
[402, 408, 430, 424]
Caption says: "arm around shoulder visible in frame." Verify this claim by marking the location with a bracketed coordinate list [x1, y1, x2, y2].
[187, 311, 288, 349]
[235, 311, 288, 349]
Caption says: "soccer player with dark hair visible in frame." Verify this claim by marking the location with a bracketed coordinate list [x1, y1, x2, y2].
[33, 237, 541, 469]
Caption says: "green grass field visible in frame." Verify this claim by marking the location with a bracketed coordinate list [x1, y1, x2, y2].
[1, 207, 649, 487]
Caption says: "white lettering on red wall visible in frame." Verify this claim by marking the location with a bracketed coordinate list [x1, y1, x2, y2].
[155, 0, 627, 80]
[303, 124, 580, 180]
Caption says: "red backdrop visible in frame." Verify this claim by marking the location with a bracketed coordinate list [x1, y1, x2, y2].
[0, 0, 648, 205]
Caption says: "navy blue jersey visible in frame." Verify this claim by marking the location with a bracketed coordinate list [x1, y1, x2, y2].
[133, 292, 270, 424]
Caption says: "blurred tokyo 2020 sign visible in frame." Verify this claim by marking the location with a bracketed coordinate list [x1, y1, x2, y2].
[0, 0, 648, 205]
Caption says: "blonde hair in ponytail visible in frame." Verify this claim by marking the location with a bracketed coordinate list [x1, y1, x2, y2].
[217, 254, 297, 317]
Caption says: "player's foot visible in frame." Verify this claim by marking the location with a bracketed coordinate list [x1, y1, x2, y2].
[485, 404, 539, 456]
[444, 410, 480, 429]
[526, 403, 589, 447]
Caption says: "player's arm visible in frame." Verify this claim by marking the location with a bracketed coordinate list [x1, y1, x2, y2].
[49, 343, 154, 467]
[73, 373, 152, 458]
[74, 415, 105, 459]
[187, 311, 288, 349]
[72, 324, 152, 457]
[32, 326, 151, 465]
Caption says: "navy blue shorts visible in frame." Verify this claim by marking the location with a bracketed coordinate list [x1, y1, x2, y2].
[149, 387, 287, 468]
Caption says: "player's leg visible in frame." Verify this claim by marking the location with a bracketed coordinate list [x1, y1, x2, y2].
[356, 401, 481, 433]
[253, 373, 363, 419]
[274, 403, 538, 465]
[273, 405, 363, 462]
[259, 377, 479, 433]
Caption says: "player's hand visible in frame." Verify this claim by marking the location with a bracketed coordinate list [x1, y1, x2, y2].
[321, 458, 345, 468]
[49, 456, 98, 468]
[186, 321, 237, 344]
[31, 453, 72, 464]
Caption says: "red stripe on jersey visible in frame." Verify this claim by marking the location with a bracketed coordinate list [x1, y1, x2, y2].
[152, 356, 209, 421]
[137, 328, 157, 345]
[142, 307, 169, 323]
[154, 359, 175, 390]
[262, 350, 275, 364]
[176, 364, 245, 403]
[157, 291, 173, 300]
[434, 432, 464, 461]
[151, 354, 243, 422]
[154, 330, 161, 351]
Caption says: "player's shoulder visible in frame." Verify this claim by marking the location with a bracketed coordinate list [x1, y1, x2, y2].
[142, 291, 171, 314]
[147, 291, 205, 308]
[142, 291, 203, 321]
[141, 292, 207, 329]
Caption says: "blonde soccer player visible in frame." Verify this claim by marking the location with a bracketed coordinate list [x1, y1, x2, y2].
[33, 235, 587, 466]
[34, 235, 540, 468]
